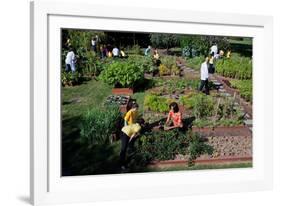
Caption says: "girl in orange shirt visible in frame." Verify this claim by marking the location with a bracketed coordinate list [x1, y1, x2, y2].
[165, 102, 183, 130]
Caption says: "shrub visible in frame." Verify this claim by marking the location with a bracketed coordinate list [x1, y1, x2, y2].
[127, 45, 142, 55]
[82, 51, 104, 77]
[158, 56, 180, 76]
[136, 130, 189, 162]
[188, 132, 214, 166]
[127, 55, 155, 73]
[79, 104, 122, 146]
[99, 61, 144, 88]
[216, 54, 252, 79]
[144, 94, 172, 113]
[181, 93, 215, 119]
[61, 71, 82, 87]
[159, 64, 170, 76]
[131, 130, 214, 166]
[229, 79, 252, 102]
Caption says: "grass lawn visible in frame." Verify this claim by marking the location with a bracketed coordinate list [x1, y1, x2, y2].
[62, 79, 112, 118]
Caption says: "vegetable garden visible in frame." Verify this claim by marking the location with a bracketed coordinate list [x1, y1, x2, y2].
[62, 30, 253, 176]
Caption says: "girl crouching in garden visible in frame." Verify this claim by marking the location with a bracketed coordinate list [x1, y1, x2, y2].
[165, 102, 183, 130]
[119, 119, 145, 170]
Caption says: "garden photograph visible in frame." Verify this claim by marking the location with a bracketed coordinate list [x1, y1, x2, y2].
[61, 29, 253, 176]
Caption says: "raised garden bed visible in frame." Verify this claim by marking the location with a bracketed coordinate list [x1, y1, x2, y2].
[112, 88, 134, 95]
[105, 94, 131, 113]
[148, 134, 252, 168]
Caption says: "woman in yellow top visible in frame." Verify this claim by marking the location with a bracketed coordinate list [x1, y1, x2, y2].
[124, 102, 139, 126]
[119, 119, 144, 170]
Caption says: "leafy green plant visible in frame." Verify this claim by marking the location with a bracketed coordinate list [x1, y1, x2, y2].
[216, 53, 252, 79]
[179, 92, 197, 109]
[127, 45, 142, 55]
[99, 61, 144, 88]
[229, 79, 252, 102]
[61, 71, 82, 87]
[127, 55, 155, 73]
[184, 93, 215, 119]
[143, 94, 171, 113]
[79, 104, 122, 146]
[187, 132, 214, 166]
[185, 56, 204, 70]
[158, 56, 180, 76]
[131, 130, 214, 167]
[136, 130, 189, 162]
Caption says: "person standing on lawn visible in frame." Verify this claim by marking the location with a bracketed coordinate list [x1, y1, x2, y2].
[199, 56, 210, 95]
[124, 102, 139, 126]
[165, 102, 183, 130]
[119, 119, 144, 170]
[65, 48, 76, 72]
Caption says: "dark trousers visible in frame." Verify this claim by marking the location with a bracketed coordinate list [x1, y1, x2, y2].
[119, 132, 135, 166]
[199, 79, 209, 95]
[65, 64, 71, 72]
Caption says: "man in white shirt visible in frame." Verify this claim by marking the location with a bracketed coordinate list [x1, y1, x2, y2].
[91, 37, 97, 52]
[199, 56, 210, 95]
[112, 47, 120, 57]
[65, 48, 76, 72]
[210, 44, 218, 56]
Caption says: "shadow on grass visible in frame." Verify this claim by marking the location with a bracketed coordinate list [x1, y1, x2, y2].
[134, 78, 156, 92]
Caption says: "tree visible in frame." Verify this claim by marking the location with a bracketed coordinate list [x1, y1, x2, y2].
[150, 33, 180, 52]
[180, 35, 230, 57]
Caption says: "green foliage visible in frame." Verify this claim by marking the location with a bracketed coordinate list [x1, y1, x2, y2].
[79, 104, 122, 146]
[127, 55, 155, 73]
[99, 61, 144, 88]
[216, 54, 252, 79]
[136, 130, 189, 162]
[62, 30, 106, 73]
[132, 130, 214, 167]
[144, 94, 172, 113]
[185, 56, 204, 70]
[179, 92, 197, 109]
[229, 79, 252, 102]
[188, 132, 214, 166]
[150, 33, 180, 50]
[83, 51, 104, 77]
[189, 93, 215, 119]
[61, 71, 82, 87]
[158, 56, 180, 76]
[180, 35, 230, 57]
[127, 45, 142, 55]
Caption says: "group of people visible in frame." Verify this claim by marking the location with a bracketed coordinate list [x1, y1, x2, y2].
[98, 44, 128, 59]
[119, 100, 183, 170]
[64, 36, 130, 73]
[199, 44, 231, 95]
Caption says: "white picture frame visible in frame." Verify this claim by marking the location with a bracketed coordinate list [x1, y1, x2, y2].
[30, 0, 273, 205]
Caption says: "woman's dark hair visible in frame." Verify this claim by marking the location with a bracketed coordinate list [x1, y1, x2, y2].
[169, 102, 179, 113]
[126, 99, 138, 112]
[132, 102, 139, 109]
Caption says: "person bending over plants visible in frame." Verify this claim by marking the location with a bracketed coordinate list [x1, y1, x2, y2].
[124, 102, 139, 126]
[119, 119, 145, 170]
[165, 102, 183, 130]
